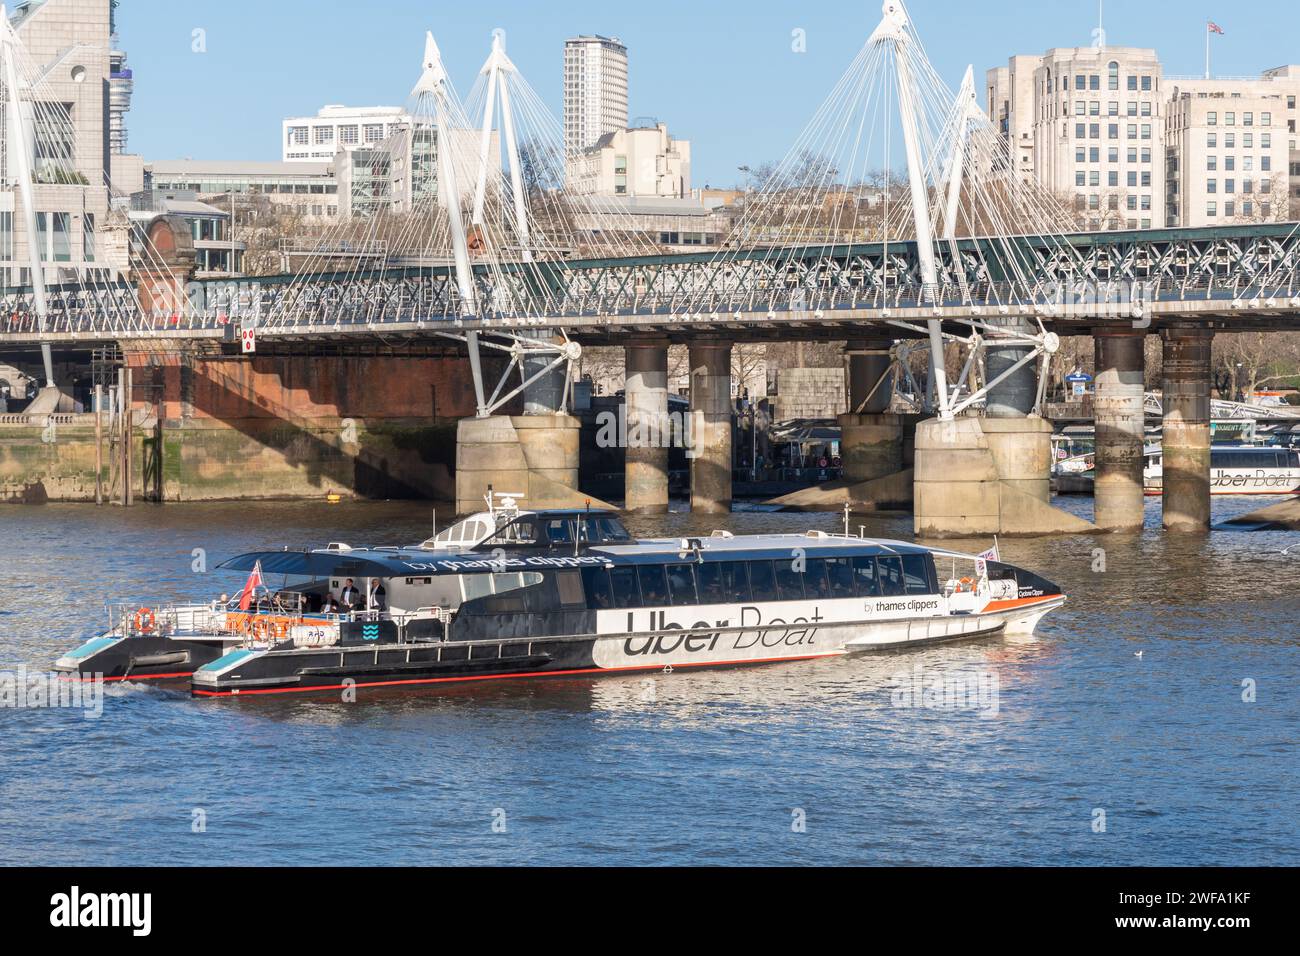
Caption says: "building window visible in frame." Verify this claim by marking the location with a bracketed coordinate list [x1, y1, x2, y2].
[339, 125, 359, 145]
[1127, 75, 1138, 91]
[83, 214, 94, 263]
[1208, 111, 1217, 126]
[1207, 179, 1217, 193]
[1141, 75, 1152, 91]
[1226, 156, 1235, 171]
[1207, 132, 1217, 148]
[1225, 179, 1235, 193]
[1207, 201, 1217, 217]
[1208, 156, 1218, 170]
[289, 126, 308, 145]
[1224, 201, 1235, 217]
[1108, 61, 1120, 90]
[314, 126, 334, 145]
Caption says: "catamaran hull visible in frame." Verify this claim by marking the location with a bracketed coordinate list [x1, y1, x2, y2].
[54, 633, 238, 685]
[190, 595, 1065, 698]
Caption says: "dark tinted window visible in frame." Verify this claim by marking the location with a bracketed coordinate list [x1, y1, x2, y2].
[638, 565, 669, 606]
[582, 567, 613, 609]
[826, 558, 856, 598]
[803, 559, 832, 600]
[901, 554, 934, 595]
[853, 556, 880, 597]
[541, 518, 574, 545]
[666, 564, 697, 606]
[609, 566, 641, 607]
[490, 517, 537, 545]
[721, 562, 751, 603]
[696, 563, 724, 604]
[582, 516, 632, 543]
[748, 561, 776, 599]
[775, 560, 806, 601]
[877, 556, 906, 597]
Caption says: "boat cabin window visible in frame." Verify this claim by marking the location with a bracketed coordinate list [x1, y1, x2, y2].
[609, 566, 640, 606]
[877, 556, 907, 597]
[582, 566, 615, 609]
[901, 554, 937, 595]
[827, 558, 856, 598]
[487, 514, 632, 549]
[1210, 449, 1297, 469]
[432, 517, 493, 548]
[488, 517, 540, 546]
[721, 562, 751, 603]
[541, 517, 576, 546]
[803, 559, 833, 600]
[666, 564, 698, 606]
[584, 516, 632, 542]
[748, 561, 777, 600]
[461, 571, 545, 603]
[774, 560, 806, 602]
[638, 565, 670, 605]
[696, 563, 725, 604]
[853, 556, 880, 597]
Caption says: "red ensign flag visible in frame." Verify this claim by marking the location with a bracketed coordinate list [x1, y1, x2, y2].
[237, 560, 264, 611]
[1208, 21, 1225, 34]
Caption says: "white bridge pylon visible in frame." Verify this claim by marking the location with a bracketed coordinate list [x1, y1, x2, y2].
[869, 0, 1057, 419]
[708, 0, 1074, 420]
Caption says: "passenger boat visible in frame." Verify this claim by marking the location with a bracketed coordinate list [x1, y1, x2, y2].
[1144, 444, 1300, 496]
[54, 496, 1066, 698]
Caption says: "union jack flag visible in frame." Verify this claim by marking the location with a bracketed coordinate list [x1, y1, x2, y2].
[1208, 21, 1225, 34]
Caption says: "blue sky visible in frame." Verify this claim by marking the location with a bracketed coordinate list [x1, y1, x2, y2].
[120, 0, 1300, 187]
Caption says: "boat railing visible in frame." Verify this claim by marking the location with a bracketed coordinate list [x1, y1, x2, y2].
[108, 600, 451, 646]
[107, 602, 229, 638]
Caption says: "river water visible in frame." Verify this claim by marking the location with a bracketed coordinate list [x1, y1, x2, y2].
[0, 496, 1296, 866]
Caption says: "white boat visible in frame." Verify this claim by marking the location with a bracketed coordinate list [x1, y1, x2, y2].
[1144, 445, 1300, 496]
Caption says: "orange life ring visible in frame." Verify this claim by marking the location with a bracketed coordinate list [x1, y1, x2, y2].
[958, 577, 975, 593]
[133, 607, 156, 633]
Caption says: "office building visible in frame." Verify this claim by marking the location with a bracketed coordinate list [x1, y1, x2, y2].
[282, 105, 411, 163]
[563, 35, 628, 155]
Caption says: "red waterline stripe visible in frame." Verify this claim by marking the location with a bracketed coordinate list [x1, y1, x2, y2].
[192, 651, 846, 698]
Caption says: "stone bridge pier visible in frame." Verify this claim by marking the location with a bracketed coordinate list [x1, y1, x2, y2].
[623, 337, 671, 514]
[767, 339, 912, 513]
[1161, 324, 1214, 532]
[914, 317, 1096, 538]
[455, 335, 606, 516]
[688, 339, 733, 515]
[1092, 329, 1147, 532]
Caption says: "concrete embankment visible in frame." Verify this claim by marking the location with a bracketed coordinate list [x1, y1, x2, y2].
[1223, 496, 1300, 530]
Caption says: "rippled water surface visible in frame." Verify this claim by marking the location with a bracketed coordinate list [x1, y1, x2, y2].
[1, 496, 1296, 865]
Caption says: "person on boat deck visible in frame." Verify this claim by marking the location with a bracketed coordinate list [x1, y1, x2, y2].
[320, 594, 338, 614]
[339, 579, 360, 610]
[369, 582, 387, 612]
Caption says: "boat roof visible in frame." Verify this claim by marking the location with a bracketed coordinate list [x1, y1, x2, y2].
[218, 534, 951, 579]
